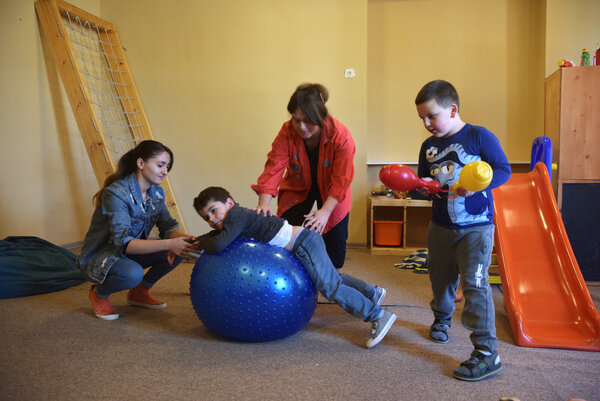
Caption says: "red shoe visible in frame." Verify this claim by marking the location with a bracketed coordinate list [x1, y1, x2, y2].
[127, 285, 167, 310]
[89, 285, 119, 320]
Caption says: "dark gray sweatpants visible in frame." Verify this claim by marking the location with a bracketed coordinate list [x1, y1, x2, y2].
[427, 222, 497, 353]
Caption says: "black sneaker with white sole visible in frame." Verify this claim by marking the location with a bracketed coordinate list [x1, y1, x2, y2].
[453, 350, 502, 381]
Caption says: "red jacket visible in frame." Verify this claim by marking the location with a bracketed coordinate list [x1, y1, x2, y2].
[252, 115, 355, 233]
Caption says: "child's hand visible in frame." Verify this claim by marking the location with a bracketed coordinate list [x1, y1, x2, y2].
[167, 250, 177, 266]
[454, 186, 475, 197]
[418, 177, 434, 196]
[185, 239, 204, 259]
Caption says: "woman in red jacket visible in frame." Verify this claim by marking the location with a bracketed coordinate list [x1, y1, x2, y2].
[252, 83, 355, 269]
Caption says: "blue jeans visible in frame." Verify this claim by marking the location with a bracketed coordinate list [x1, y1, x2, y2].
[95, 251, 181, 297]
[292, 228, 381, 322]
[427, 222, 497, 353]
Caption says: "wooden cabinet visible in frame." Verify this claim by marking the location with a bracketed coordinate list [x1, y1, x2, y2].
[368, 197, 432, 255]
[545, 66, 600, 281]
[544, 66, 600, 205]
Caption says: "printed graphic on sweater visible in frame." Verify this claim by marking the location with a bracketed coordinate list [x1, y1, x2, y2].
[425, 143, 488, 225]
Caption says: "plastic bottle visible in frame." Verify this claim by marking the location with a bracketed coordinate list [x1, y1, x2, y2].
[595, 44, 600, 66]
[581, 48, 590, 66]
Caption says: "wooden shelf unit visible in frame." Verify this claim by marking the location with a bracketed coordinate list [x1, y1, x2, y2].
[544, 66, 600, 280]
[368, 197, 432, 255]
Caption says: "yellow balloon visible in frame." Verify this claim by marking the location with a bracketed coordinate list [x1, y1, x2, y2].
[452, 161, 493, 193]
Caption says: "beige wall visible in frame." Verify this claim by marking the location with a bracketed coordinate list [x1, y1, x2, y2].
[367, 0, 545, 164]
[1, 0, 367, 245]
[545, 0, 600, 76]
[99, 0, 368, 244]
[0, 0, 597, 246]
[1, 0, 100, 244]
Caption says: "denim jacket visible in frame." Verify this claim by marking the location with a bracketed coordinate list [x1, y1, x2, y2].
[77, 173, 179, 283]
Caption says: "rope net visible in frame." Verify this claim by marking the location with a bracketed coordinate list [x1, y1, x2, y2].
[62, 10, 148, 165]
[61, 10, 164, 238]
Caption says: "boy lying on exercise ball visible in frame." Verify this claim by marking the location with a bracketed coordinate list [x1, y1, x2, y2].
[192, 186, 397, 348]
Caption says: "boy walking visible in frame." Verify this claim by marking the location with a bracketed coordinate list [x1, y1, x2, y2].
[192, 186, 397, 348]
[415, 80, 511, 381]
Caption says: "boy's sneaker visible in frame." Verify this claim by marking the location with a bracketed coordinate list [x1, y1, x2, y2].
[127, 285, 167, 310]
[429, 318, 450, 343]
[89, 285, 119, 320]
[453, 350, 502, 382]
[372, 286, 386, 306]
[366, 310, 397, 348]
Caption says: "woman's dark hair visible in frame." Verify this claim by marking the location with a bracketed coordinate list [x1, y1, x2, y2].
[93, 140, 173, 207]
[415, 80, 460, 110]
[287, 83, 329, 128]
[193, 187, 233, 211]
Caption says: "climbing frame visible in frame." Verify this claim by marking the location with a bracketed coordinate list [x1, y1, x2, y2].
[35, 0, 186, 230]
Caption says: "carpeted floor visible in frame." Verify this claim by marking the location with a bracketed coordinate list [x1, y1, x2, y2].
[1, 248, 598, 401]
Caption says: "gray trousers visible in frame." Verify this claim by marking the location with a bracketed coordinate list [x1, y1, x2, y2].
[427, 222, 497, 353]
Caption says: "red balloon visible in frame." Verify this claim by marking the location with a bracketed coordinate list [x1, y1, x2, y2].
[379, 164, 440, 193]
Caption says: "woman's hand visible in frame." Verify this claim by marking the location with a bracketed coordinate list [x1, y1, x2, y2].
[303, 196, 338, 233]
[168, 235, 196, 257]
[254, 205, 273, 216]
[254, 193, 273, 216]
[303, 208, 332, 234]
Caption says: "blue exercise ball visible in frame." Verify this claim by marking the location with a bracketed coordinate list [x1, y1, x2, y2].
[190, 237, 317, 342]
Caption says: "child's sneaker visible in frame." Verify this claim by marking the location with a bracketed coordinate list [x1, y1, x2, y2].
[89, 285, 119, 320]
[453, 350, 502, 381]
[429, 318, 450, 343]
[127, 285, 167, 310]
[366, 310, 397, 348]
[372, 286, 386, 306]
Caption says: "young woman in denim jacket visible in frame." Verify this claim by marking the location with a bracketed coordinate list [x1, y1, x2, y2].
[78, 140, 195, 320]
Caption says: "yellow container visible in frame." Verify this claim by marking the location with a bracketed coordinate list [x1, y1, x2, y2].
[373, 221, 403, 246]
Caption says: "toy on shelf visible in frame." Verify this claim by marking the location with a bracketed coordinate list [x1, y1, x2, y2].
[581, 48, 590, 66]
[371, 187, 394, 198]
[557, 59, 574, 68]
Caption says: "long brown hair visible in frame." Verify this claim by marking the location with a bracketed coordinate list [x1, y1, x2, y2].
[93, 140, 174, 207]
[287, 83, 329, 128]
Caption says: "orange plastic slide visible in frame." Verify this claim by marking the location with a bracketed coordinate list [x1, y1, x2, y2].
[493, 163, 600, 351]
